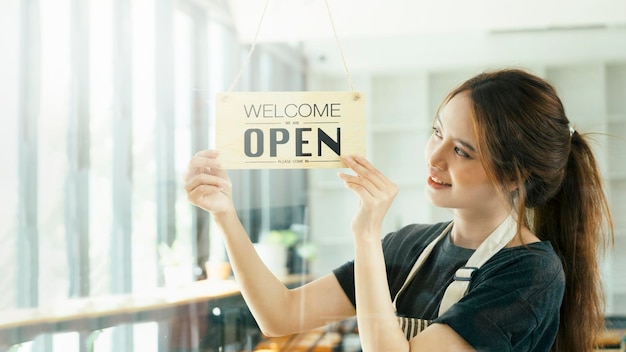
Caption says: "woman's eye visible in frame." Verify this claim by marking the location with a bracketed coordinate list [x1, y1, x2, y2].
[432, 126, 442, 137]
[454, 146, 470, 158]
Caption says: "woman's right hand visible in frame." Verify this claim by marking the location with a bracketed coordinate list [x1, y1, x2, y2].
[184, 149, 234, 214]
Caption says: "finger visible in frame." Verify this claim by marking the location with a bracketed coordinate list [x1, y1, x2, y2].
[338, 172, 378, 199]
[339, 156, 398, 200]
[342, 155, 379, 180]
[189, 150, 221, 170]
[185, 151, 227, 182]
[194, 149, 220, 158]
[342, 155, 387, 189]
[188, 155, 222, 170]
[184, 173, 231, 195]
[187, 184, 224, 206]
[352, 155, 389, 184]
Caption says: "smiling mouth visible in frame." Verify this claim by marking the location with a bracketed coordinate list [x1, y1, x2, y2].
[430, 175, 452, 186]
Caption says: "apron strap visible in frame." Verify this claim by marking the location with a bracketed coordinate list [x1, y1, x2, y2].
[392, 215, 518, 316]
[438, 214, 517, 315]
[392, 222, 453, 310]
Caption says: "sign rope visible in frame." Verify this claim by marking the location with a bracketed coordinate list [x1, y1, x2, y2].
[227, 0, 355, 92]
[227, 0, 271, 92]
[323, 0, 355, 91]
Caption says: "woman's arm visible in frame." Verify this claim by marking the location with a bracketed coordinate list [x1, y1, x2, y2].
[184, 150, 355, 336]
[339, 155, 409, 350]
[339, 155, 475, 352]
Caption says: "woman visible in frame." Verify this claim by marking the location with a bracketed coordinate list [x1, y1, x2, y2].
[184, 69, 613, 351]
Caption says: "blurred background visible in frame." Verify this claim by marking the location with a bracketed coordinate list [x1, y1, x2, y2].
[0, 0, 625, 351]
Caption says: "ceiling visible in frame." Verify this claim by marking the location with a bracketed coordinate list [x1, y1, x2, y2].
[227, 0, 626, 73]
[228, 0, 626, 42]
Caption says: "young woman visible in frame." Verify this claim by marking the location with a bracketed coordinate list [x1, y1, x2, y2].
[184, 69, 613, 351]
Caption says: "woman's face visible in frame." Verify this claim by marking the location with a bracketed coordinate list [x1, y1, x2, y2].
[424, 92, 505, 215]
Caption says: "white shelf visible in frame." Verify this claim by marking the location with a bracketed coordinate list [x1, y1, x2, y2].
[607, 121, 626, 178]
[607, 113, 626, 123]
[370, 74, 428, 125]
[607, 119, 626, 128]
[606, 63, 626, 116]
[546, 64, 606, 123]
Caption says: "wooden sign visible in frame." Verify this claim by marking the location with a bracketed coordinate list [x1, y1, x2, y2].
[216, 91, 366, 169]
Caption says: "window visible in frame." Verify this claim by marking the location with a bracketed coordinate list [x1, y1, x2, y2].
[0, 0, 305, 350]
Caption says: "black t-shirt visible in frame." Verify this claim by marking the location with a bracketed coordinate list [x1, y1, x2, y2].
[333, 222, 565, 352]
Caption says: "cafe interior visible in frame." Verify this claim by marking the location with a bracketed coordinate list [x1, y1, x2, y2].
[0, 0, 625, 351]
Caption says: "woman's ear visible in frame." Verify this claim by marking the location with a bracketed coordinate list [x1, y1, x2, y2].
[506, 182, 519, 193]
[505, 170, 529, 197]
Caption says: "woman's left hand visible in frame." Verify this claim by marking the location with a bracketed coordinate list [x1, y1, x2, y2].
[338, 155, 398, 239]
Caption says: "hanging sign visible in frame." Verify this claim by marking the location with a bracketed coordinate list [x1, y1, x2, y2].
[216, 91, 366, 169]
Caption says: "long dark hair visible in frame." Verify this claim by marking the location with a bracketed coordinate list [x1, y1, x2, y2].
[445, 69, 614, 351]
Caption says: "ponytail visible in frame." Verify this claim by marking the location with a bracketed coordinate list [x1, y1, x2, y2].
[534, 132, 614, 352]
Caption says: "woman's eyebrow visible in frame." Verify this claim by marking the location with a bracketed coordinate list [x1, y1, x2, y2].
[436, 115, 477, 153]
[455, 139, 477, 153]
[435, 115, 443, 128]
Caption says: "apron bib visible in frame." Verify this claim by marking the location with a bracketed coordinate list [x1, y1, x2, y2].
[393, 215, 517, 340]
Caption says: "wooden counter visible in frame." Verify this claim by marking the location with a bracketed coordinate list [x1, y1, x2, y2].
[0, 275, 309, 349]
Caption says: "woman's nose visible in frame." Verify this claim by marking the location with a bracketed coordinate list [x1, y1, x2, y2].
[427, 142, 447, 170]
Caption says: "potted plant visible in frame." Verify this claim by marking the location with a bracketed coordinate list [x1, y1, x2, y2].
[254, 224, 316, 277]
[158, 238, 192, 286]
